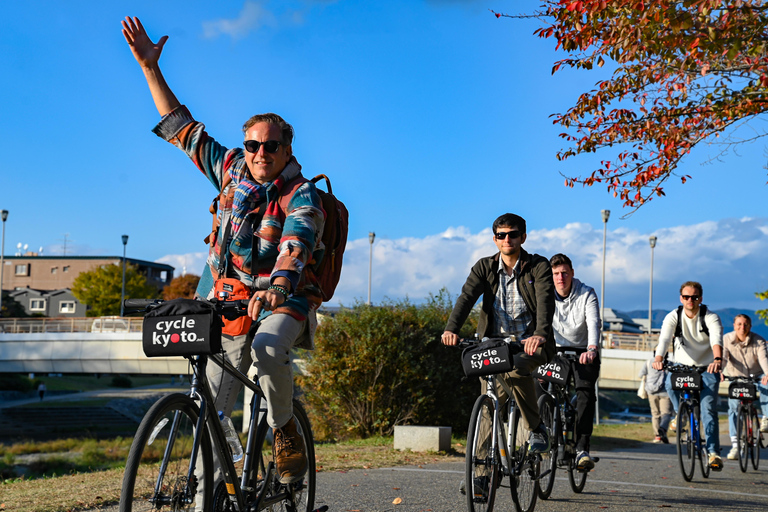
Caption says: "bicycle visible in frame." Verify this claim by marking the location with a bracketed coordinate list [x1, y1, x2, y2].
[724, 375, 763, 472]
[665, 362, 712, 482]
[535, 349, 599, 498]
[457, 336, 541, 512]
[119, 297, 324, 512]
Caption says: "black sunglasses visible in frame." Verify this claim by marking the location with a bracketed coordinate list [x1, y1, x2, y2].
[681, 294, 700, 301]
[243, 140, 282, 154]
[494, 230, 522, 240]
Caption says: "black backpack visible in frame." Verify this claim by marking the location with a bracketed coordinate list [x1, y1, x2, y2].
[673, 304, 709, 347]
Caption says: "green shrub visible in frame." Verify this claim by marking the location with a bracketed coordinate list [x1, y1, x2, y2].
[111, 375, 133, 388]
[297, 289, 478, 440]
[0, 374, 38, 392]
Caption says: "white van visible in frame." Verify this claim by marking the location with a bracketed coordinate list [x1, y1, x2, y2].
[91, 316, 130, 333]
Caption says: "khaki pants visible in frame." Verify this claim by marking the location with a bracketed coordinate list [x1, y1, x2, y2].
[648, 392, 673, 437]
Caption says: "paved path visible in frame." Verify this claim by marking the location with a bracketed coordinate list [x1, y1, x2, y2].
[311, 444, 768, 511]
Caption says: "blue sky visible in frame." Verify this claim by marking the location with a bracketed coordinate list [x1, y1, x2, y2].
[2, 1, 768, 318]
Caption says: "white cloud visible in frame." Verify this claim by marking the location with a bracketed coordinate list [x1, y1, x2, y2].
[202, 1, 277, 40]
[157, 218, 768, 312]
[156, 252, 208, 278]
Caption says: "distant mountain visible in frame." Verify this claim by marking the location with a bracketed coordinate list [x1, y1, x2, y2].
[623, 308, 768, 338]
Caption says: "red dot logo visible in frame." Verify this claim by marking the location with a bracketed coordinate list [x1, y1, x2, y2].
[483, 360, 490, 366]
[547, 371, 552, 376]
[171, 333, 180, 343]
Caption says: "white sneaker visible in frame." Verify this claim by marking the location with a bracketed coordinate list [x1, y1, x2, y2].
[727, 446, 739, 460]
[761, 417, 768, 433]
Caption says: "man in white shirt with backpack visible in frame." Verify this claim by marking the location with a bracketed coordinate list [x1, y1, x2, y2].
[652, 281, 724, 471]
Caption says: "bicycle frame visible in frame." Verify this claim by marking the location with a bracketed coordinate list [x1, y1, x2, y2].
[679, 388, 704, 454]
[480, 373, 518, 476]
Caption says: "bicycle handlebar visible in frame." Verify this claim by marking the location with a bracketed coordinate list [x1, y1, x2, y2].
[122, 297, 251, 318]
[453, 336, 524, 354]
[723, 374, 763, 383]
[663, 361, 708, 373]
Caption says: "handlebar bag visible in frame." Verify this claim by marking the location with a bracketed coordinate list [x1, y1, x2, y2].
[462, 338, 515, 378]
[728, 381, 757, 400]
[535, 355, 571, 385]
[142, 298, 223, 357]
[670, 371, 702, 391]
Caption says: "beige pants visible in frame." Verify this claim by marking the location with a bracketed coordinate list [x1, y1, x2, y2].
[648, 392, 673, 437]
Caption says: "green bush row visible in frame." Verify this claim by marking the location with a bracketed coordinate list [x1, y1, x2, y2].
[297, 289, 479, 441]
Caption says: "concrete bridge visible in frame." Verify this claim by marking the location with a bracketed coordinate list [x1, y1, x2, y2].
[0, 318, 654, 390]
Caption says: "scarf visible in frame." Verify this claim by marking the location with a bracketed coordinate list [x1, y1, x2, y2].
[228, 157, 302, 234]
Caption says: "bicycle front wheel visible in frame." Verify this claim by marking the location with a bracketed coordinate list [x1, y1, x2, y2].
[738, 407, 749, 473]
[750, 407, 760, 470]
[465, 395, 499, 512]
[120, 393, 212, 512]
[695, 406, 710, 479]
[676, 402, 695, 482]
[510, 405, 538, 512]
[536, 394, 557, 500]
[250, 399, 316, 512]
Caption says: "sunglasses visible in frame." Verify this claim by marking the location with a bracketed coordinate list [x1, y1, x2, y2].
[681, 295, 700, 301]
[243, 140, 282, 154]
[494, 230, 522, 240]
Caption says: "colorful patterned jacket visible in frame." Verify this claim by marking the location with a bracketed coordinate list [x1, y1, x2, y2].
[152, 106, 325, 344]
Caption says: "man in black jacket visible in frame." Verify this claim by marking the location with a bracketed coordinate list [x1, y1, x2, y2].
[443, 213, 555, 455]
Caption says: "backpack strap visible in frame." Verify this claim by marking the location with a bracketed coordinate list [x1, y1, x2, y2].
[674, 304, 710, 344]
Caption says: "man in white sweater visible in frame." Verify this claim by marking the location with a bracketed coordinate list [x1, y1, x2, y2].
[652, 281, 724, 471]
[550, 254, 601, 471]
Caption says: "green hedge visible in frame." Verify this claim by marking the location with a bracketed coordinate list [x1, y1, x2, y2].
[297, 290, 478, 441]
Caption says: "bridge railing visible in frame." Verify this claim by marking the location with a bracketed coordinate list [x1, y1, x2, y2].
[0, 317, 144, 334]
[603, 332, 659, 352]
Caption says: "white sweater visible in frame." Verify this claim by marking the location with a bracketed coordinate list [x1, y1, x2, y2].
[655, 307, 723, 366]
[552, 278, 601, 349]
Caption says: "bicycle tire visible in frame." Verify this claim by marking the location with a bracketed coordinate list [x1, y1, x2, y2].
[676, 402, 695, 482]
[465, 395, 499, 512]
[536, 394, 557, 500]
[249, 399, 316, 512]
[120, 393, 213, 512]
[738, 407, 749, 473]
[509, 405, 538, 512]
[565, 375, 587, 494]
[750, 407, 760, 470]
[695, 406, 710, 479]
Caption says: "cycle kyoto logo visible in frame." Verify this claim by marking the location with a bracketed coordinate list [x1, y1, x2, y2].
[732, 387, 752, 397]
[674, 375, 698, 388]
[537, 362, 563, 381]
[469, 348, 509, 370]
[151, 317, 207, 347]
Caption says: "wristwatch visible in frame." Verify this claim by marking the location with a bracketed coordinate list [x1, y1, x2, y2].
[587, 346, 597, 352]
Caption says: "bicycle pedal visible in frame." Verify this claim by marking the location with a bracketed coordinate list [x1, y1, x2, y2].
[592, 456, 600, 463]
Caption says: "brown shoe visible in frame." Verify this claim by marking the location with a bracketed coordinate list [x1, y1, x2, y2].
[272, 417, 307, 484]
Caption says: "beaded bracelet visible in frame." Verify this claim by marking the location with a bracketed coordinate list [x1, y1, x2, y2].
[268, 284, 290, 298]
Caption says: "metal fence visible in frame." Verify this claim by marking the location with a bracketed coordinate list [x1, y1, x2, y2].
[603, 332, 659, 352]
[0, 317, 143, 334]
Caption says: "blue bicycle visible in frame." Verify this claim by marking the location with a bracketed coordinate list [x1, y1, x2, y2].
[666, 362, 711, 481]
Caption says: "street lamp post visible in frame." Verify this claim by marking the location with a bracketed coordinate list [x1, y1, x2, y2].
[120, 235, 129, 317]
[600, 210, 610, 336]
[368, 232, 376, 305]
[597, 209, 610, 426]
[648, 236, 658, 340]
[0, 210, 8, 317]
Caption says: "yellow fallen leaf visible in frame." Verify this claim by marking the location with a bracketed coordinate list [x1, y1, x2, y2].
[393, 497, 403, 505]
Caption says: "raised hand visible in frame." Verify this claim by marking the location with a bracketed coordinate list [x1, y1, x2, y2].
[121, 16, 167, 69]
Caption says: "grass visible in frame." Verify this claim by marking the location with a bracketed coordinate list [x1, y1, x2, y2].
[0, 422, 669, 512]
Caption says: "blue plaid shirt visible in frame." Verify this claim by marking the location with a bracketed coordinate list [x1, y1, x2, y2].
[493, 258, 532, 338]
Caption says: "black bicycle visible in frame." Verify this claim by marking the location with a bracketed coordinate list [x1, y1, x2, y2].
[457, 337, 541, 512]
[119, 297, 323, 512]
[535, 349, 598, 497]
[665, 362, 712, 481]
[724, 375, 763, 472]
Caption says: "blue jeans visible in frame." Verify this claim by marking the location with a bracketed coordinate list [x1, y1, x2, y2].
[727, 382, 768, 442]
[666, 371, 721, 454]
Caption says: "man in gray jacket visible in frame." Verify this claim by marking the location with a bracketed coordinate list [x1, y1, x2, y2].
[549, 253, 601, 470]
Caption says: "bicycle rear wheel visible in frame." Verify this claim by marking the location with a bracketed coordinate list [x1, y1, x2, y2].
[465, 395, 499, 512]
[695, 406, 710, 479]
[510, 405, 538, 512]
[251, 399, 316, 512]
[536, 394, 557, 500]
[737, 407, 749, 473]
[750, 407, 760, 470]
[676, 402, 695, 482]
[120, 393, 212, 512]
